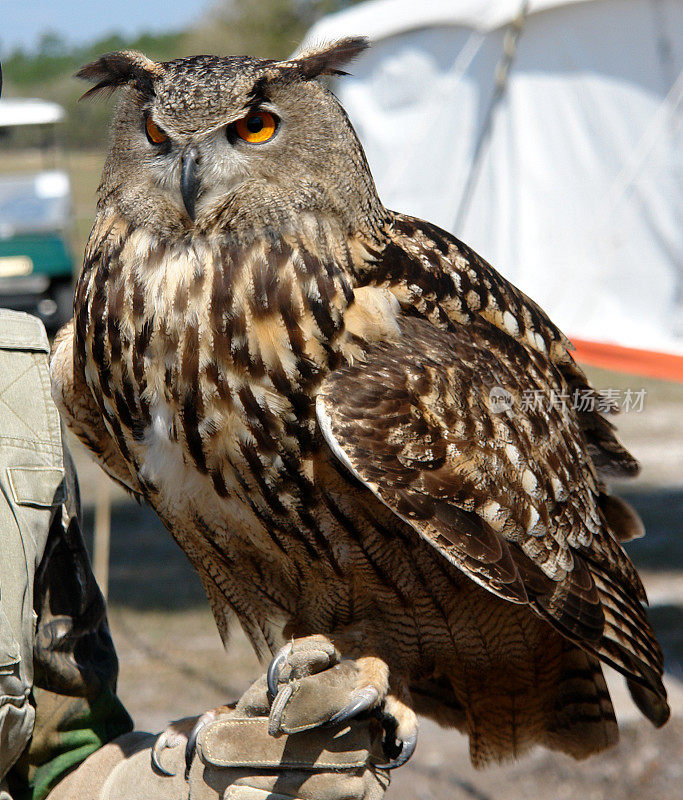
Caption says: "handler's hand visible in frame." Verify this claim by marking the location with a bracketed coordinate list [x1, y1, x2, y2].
[46, 674, 390, 800]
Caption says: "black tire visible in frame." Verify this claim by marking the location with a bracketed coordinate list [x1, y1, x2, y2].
[43, 279, 74, 333]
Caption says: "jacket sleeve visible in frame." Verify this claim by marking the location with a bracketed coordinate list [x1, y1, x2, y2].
[16, 445, 134, 800]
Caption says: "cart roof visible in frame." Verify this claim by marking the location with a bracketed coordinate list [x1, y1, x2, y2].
[0, 98, 65, 128]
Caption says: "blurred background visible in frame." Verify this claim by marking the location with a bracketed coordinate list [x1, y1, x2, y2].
[1, 1, 681, 798]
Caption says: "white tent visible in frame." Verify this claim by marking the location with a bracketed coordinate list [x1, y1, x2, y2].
[302, 0, 683, 379]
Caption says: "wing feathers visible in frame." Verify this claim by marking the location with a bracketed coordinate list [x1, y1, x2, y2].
[599, 493, 645, 543]
[546, 642, 619, 757]
[318, 312, 668, 722]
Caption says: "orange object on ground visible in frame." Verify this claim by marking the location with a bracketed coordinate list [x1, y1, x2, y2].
[570, 338, 683, 383]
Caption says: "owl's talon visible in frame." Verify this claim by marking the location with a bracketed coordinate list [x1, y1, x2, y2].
[267, 642, 293, 701]
[327, 684, 380, 725]
[378, 726, 418, 770]
[184, 718, 205, 778]
[184, 709, 221, 778]
[376, 701, 419, 769]
[151, 713, 215, 777]
[150, 730, 177, 776]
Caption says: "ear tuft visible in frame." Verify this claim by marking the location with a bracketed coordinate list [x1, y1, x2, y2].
[75, 51, 162, 100]
[291, 36, 370, 79]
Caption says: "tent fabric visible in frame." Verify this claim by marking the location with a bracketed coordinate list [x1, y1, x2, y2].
[301, 0, 683, 374]
[571, 338, 683, 383]
[302, 0, 595, 40]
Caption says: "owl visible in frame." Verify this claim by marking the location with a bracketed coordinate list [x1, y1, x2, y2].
[51, 38, 669, 771]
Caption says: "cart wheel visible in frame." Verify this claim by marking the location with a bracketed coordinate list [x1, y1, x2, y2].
[42, 280, 74, 333]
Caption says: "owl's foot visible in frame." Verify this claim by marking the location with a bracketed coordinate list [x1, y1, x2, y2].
[266, 634, 418, 769]
[151, 705, 232, 777]
[151, 716, 196, 776]
[267, 636, 384, 730]
[377, 695, 419, 769]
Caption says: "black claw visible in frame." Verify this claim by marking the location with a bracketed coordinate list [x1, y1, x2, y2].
[184, 718, 207, 778]
[377, 716, 418, 770]
[267, 644, 291, 701]
[328, 686, 380, 726]
[150, 738, 176, 777]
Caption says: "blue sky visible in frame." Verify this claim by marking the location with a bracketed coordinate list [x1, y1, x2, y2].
[3, 0, 213, 55]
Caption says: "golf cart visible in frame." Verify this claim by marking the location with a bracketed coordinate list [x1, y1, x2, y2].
[0, 94, 75, 332]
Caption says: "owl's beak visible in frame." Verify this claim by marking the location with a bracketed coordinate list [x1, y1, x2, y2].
[180, 146, 200, 221]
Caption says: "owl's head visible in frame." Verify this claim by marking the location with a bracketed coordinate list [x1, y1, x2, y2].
[78, 39, 385, 237]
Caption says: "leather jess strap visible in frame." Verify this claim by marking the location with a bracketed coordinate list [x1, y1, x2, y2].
[197, 718, 374, 771]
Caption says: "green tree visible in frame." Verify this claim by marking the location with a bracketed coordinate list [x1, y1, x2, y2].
[37, 31, 68, 58]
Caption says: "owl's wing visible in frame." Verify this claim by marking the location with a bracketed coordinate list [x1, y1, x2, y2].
[316, 314, 668, 725]
[50, 319, 141, 496]
[376, 214, 640, 483]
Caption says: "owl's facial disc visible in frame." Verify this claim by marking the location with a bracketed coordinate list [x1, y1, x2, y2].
[142, 104, 283, 225]
[175, 106, 283, 222]
[82, 43, 385, 235]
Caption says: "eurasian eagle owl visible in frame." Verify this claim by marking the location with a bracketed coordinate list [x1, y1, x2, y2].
[51, 38, 669, 771]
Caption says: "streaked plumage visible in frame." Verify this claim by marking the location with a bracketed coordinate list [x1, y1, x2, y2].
[51, 38, 668, 768]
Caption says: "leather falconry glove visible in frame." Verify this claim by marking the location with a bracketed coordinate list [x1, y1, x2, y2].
[46, 671, 390, 800]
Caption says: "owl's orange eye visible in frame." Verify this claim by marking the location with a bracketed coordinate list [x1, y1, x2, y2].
[234, 111, 277, 144]
[145, 117, 168, 145]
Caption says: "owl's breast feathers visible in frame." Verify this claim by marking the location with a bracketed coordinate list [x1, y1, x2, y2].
[70, 207, 668, 726]
[76, 210, 390, 473]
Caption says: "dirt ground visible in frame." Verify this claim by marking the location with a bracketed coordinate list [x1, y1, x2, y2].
[64, 366, 683, 800]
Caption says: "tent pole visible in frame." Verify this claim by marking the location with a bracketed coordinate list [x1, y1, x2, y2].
[453, 0, 530, 234]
